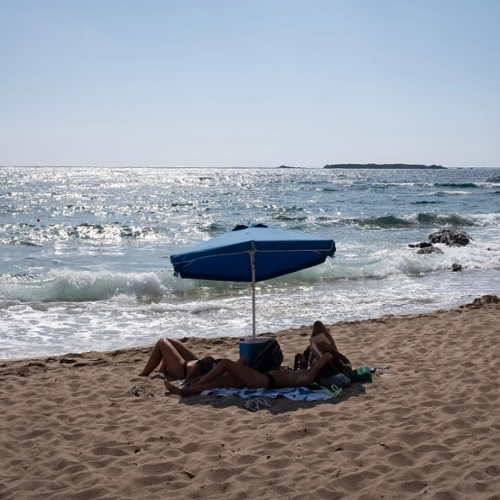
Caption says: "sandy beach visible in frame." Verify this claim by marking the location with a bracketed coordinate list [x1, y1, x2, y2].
[2, 294, 500, 500]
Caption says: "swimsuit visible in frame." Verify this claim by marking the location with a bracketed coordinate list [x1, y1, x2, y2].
[198, 357, 222, 376]
[182, 358, 222, 379]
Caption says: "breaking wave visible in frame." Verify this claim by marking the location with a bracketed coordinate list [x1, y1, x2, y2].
[0, 222, 166, 246]
[434, 183, 479, 188]
[2, 238, 500, 306]
[350, 213, 500, 229]
[0, 270, 174, 303]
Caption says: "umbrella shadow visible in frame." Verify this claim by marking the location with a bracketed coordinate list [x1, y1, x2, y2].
[166, 383, 368, 415]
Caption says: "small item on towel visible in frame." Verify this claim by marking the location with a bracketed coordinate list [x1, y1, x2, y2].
[311, 382, 342, 398]
[242, 398, 272, 412]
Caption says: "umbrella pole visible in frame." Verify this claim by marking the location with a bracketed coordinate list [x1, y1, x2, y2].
[250, 250, 256, 338]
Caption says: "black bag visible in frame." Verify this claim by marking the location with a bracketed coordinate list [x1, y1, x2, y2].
[319, 357, 344, 377]
[250, 339, 284, 373]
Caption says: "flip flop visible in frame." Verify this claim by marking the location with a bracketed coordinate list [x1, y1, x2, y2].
[252, 397, 272, 408]
[243, 399, 260, 412]
[131, 386, 145, 397]
[243, 397, 272, 412]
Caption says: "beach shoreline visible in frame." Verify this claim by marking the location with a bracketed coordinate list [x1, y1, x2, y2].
[2, 295, 500, 499]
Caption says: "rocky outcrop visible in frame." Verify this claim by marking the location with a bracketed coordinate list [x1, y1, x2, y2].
[416, 246, 443, 255]
[408, 230, 472, 272]
[324, 163, 445, 169]
[428, 229, 472, 247]
[409, 242, 433, 249]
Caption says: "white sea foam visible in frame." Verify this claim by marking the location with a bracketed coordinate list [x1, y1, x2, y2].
[0, 270, 172, 303]
[430, 191, 472, 196]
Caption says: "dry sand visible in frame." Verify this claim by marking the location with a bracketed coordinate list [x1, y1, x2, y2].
[1, 295, 500, 500]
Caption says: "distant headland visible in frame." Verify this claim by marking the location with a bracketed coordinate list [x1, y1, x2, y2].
[323, 163, 445, 169]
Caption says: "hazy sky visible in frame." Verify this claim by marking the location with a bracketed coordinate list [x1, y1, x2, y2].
[1, 1, 499, 167]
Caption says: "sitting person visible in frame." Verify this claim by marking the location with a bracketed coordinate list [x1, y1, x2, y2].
[295, 320, 351, 374]
[164, 352, 334, 397]
[139, 338, 222, 381]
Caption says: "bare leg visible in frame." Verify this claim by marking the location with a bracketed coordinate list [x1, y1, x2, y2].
[164, 376, 245, 397]
[312, 320, 339, 352]
[139, 339, 164, 376]
[139, 339, 192, 378]
[158, 338, 198, 372]
[191, 359, 269, 389]
[312, 321, 351, 366]
[167, 338, 198, 361]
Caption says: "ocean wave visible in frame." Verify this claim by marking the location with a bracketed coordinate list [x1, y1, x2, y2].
[434, 183, 479, 188]
[352, 215, 415, 228]
[0, 222, 167, 245]
[1, 242, 500, 309]
[274, 215, 308, 222]
[0, 270, 175, 303]
[249, 243, 500, 288]
[66, 223, 153, 240]
[349, 212, 500, 229]
[411, 201, 444, 205]
[430, 191, 472, 196]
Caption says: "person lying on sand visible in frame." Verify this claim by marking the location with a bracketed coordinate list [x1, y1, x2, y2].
[139, 338, 224, 381]
[164, 352, 334, 397]
[295, 320, 351, 373]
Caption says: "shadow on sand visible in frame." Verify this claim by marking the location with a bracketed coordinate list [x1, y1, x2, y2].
[163, 382, 369, 415]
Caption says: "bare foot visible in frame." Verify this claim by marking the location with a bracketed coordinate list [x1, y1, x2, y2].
[164, 379, 183, 395]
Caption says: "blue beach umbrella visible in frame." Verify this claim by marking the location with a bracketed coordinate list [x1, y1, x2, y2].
[170, 224, 336, 338]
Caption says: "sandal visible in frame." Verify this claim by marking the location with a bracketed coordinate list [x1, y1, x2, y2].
[242, 397, 272, 412]
[131, 386, 145, 397]
[252, 397, 272, 408]
[243, 399, 260, 412]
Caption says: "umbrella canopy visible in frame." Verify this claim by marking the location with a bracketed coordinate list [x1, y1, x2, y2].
[170, 224, 336, 337]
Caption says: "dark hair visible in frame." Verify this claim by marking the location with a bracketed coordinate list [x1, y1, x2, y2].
[198, 357, 219, 376]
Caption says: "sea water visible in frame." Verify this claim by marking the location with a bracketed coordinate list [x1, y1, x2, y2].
[1, 166, 500, 360]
